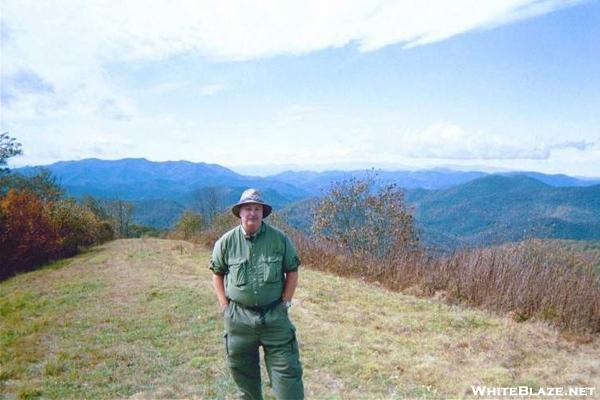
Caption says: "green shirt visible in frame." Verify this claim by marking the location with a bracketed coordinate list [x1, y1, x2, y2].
[210, 222, 301, 307]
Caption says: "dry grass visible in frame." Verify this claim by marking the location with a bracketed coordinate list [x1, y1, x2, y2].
[1, 239, 236, 399]
[1, 238, 598, 399]
[296, 269, 600, 399]
[417, 241, 600, 333]
[288, 230, 600, 334]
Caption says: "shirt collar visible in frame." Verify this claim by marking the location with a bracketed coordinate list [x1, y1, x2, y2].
[241, 222, 265, 238]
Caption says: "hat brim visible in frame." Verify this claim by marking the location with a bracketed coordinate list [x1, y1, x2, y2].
[232, 201, 272, 218]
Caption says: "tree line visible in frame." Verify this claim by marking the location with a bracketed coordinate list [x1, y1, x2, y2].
[0, 133, 155, 280]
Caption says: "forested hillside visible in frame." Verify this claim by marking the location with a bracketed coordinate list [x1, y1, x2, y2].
[406, 175, 600, 248]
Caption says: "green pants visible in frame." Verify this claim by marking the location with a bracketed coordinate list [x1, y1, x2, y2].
[223, 301, 304, 400]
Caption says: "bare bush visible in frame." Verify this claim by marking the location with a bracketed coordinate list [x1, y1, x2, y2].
[173, 210, 204, 240]
[312, 176, 419, 271]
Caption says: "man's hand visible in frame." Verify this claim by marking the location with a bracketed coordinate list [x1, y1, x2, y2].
[281, 271, 299, 303]
[212, 273, 229, 315]
[220, 302, 229, 314]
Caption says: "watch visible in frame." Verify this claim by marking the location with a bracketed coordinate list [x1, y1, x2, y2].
[284, 300, 292, 309]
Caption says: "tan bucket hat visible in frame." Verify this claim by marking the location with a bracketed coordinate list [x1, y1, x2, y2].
[231, 188, 272, 218]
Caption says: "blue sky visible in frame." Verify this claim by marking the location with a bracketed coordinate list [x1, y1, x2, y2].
[1, 0, 599, 177]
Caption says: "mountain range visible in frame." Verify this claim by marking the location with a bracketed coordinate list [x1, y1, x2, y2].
[13, 158, 600, 249]
[406, 175, 600, 249]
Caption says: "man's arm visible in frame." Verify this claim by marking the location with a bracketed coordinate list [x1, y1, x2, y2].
[212, 273, 229, 313]
[281, 271, 298, 302]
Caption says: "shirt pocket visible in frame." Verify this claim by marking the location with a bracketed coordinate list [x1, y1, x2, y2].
[229, 258, 248, 286]
[263, 255, 283, 283]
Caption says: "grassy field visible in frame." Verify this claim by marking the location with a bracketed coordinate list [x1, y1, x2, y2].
[1, 239, 598, 399]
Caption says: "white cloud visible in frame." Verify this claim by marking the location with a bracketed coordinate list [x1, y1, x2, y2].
[361, 0, 583, 50]
[1, 0, 583, 124]
[144, 82, 182, 95]
[199, 83, 226, 96]
[2, 0, 595, 176]
[2, 1, 583, 88]
[379, 122, 597, 161]
[5, 1, 584, 62]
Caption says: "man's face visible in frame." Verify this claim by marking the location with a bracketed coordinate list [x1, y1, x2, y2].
[239, 203, 263, 234]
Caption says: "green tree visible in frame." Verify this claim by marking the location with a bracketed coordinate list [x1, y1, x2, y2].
[0, 168, 64, 202]
[0, 132, 22, 174]
[175, 210, 204, 240]
[312, 175, 418, 261]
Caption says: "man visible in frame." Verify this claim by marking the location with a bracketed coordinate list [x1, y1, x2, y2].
[210, 188, 304, 400]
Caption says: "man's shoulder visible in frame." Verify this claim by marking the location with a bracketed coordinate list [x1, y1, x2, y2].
[262, 222, 291, 241]
[215, 225, 242, 246]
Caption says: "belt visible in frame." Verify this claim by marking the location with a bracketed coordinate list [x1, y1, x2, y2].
[230, 298, 282, 313]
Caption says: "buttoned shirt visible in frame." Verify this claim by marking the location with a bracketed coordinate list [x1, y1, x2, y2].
[210, 222, 301, 307]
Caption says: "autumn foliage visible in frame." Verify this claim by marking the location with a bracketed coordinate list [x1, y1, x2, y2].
[1, 134, 116, 280]
[0, 188, 114, 280]
[0, 189, 59, 275]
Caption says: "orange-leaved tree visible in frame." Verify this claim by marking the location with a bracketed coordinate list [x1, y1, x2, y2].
[0, 189, 60, 279]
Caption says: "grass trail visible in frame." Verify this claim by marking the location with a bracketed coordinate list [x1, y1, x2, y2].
[1, 238, 598, 399]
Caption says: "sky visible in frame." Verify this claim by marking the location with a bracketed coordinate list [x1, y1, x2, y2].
[1, 0, 599, 177]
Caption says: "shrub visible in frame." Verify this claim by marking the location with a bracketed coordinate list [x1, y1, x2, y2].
[435, 241, 600, 333]
[127, 224, 164, 238]
[0, 189, 115, 280]
[0, 189, 60, 279]
[312, 175, 419, 271]
[48, 198, 110, 257]
[174, 210, 204, 240]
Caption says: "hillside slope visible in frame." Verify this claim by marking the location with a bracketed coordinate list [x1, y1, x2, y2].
[1, 239, 598, 398]
[407, 175, 600, 248]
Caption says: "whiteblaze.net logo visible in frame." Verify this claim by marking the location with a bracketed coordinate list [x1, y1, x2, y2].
[471, 386, 596, 397]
